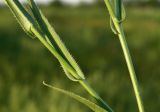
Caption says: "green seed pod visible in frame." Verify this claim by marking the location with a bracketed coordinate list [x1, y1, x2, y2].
[115, 0, 122, 21]
[4, 0, 36, 38]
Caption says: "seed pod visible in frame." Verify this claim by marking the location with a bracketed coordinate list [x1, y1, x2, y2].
[4, 0, 36, 38]
[28, 0, 85, 80]
[115, 0, 122, 21]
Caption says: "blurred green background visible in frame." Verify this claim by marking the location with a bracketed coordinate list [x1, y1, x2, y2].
[0, 1, 160, 112]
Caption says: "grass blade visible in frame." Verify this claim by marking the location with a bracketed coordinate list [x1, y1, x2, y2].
[43, 82, 108, 112]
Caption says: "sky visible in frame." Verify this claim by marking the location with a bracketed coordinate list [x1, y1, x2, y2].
[61, 0, 94, 5]
[0, 0, 94, 5]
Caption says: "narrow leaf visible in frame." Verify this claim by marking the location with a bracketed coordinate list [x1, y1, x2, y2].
[43, 82, 108, 112]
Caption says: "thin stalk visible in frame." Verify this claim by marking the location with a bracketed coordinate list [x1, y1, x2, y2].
[4, 0, 113, 111]
[30, 27, 81, 80]
[79, 80, 113, 112]
[33, 26, 113, 112]
[31, 27, 113, 112]
[104, 0, 144, 112]
[116, 24, 144, 112]
[32, 25, 113, 111]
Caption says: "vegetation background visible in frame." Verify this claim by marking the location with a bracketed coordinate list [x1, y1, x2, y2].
[0, 0, 159, 112]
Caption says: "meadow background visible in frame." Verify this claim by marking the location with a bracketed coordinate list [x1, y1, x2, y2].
[0, 1, 160, 112]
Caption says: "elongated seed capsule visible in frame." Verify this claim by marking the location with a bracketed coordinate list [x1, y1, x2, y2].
[115, 0, 122, 21]
[28, 0, 85, 80]
[4, 0, 36, 38]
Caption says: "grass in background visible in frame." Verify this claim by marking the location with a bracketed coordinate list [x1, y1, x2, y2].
[0, 4, 160, 112]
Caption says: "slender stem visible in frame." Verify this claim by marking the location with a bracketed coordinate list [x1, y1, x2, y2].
[4, 0, 113, 111]
[79, 80, 113, 112]
[117, 24, 144, 112]
[104, 0, 145, 111]
[31, 27, 81, 80]
[31, 27, 113, 112]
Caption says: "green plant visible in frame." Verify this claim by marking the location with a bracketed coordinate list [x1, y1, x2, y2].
[104, 0, 144, 112]
[4, 0, 145, 112]
[4, 0, 112, 112]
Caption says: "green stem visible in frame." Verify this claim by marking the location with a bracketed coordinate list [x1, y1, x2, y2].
[117, 24, 144, 112]
[79, 80, 113, 112]
[31, 26, 113, 112]
[104, 0, 145, 112]
[4, 0, 113, 111]
[31, 27, 81, 80]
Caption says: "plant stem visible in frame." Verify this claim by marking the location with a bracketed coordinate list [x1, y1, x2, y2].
[31, 27, 113, 112]
[79, 80, 113, 112]
[115, 22, 145, 112]
[119, 26, 144, 112]
[104, 0, 145, 111]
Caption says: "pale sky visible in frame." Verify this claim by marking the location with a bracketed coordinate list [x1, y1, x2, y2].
[0, 0, 94, 5]
[61, 0, 94, 5]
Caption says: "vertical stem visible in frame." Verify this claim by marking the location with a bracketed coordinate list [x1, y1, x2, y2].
[104, 0, 145, 111]
[117, 24, 144, 112]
